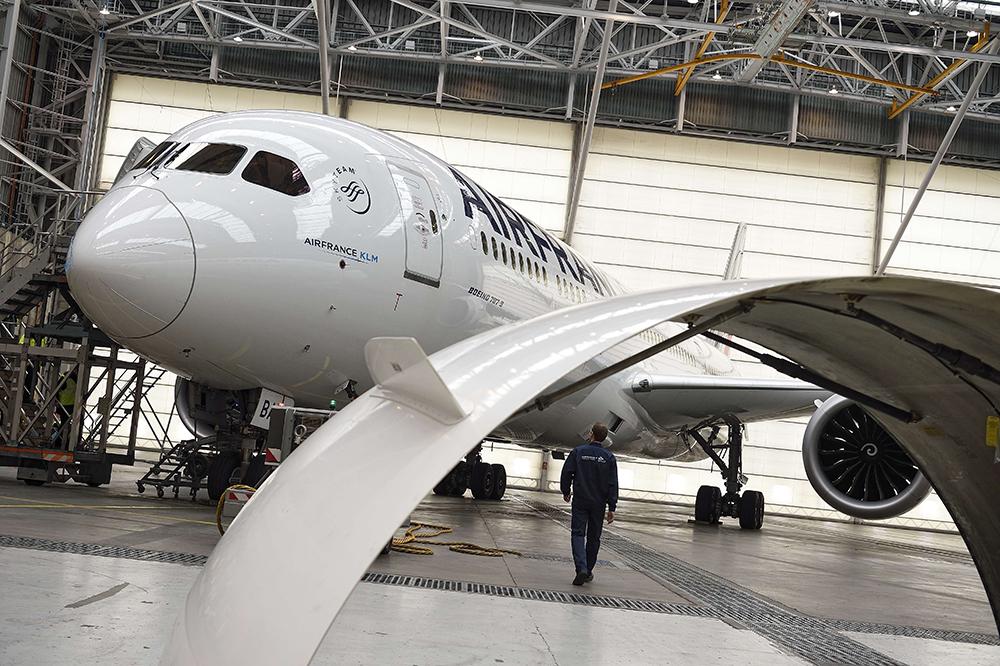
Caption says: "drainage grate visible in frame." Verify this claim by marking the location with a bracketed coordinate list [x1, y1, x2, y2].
[825, 619, 1000, 646]
[519, 552, 617, 569]
[361, 571, 709, 616]
[517, 498, 909, 666]
[0, 534, 208, 566]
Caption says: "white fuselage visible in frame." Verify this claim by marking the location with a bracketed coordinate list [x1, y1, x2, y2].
[67, 111, 734, 459]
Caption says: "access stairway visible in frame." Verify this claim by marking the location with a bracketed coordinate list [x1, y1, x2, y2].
[0, 230, 166, 487]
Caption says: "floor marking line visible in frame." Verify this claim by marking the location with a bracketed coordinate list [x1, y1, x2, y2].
[65, 582, 130, 609]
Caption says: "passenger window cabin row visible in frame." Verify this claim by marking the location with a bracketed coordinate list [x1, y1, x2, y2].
[479, 231, 592, 304]
[132, 142, 310, 197]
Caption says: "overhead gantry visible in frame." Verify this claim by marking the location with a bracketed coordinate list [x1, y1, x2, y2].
[163, 276, 1000, 665]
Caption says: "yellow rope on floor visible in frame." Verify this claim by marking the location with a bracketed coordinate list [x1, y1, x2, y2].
[216, 484, 257, 536]
[391, 521, 522, 557]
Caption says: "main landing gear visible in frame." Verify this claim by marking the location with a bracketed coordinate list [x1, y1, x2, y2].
[690, 416, 764, 530]
[433, 444, 507, 501]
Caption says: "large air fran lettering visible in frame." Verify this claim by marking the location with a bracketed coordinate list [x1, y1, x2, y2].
[449, 167, 613, 296]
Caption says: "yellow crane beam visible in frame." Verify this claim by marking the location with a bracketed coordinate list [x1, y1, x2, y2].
[674, 0, 731, 96]
[603, 52, 940, 97]
[888, 26, 991, 120]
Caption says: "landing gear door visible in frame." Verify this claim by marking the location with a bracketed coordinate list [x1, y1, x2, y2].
[387, 161, 443, 288]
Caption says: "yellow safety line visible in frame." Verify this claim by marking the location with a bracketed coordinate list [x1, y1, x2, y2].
[0, 503, 188, 509]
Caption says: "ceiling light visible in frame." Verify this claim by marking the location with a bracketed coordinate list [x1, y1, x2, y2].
[347, 44, 357, 51]
[829, 87, 838, 95]
[712, 72, 722, 80]
[968, 29, 980, 37]
[99, 4, 110, 15]
[474, 54, 483, 61]
[827, 10, 840, 17]
[233, 35, 243, 42]
[908, 8, 920, 16]
[687, 0, 698, 5]
[947, 105, 957, 111]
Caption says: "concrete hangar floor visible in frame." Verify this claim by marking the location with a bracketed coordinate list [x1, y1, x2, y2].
[0, 466, 997, 666]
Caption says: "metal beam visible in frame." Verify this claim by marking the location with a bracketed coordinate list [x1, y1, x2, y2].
[0, 138, 73, 192]
[871, 156, 887, 275]
[198, 2, 318, 48]
[106, 0, 190, 33]
[674, 0, 728, 95]
[564, 0, 617, 247]
[316, 0, 331, 114]
[877, 38, 1000, 276]
[889, 29, 990, 119]
[0, 0, 21, 134]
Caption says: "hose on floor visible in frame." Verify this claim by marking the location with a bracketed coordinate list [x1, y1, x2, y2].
[216, 484, 257, 536]
[391, 521, 522, 557]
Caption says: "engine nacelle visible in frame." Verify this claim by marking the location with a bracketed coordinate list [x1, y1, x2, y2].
[802, 396, 931, 520]
[174, 379, 250, 438]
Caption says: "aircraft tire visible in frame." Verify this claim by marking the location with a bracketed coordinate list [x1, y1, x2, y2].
[695, 485, 721, 523]
[470, 462, 495, 500]
[489, 464, 506, 500]
[242, 453, 267, 488]
[449, 461, 469, 497]
[738, 490, 765, 530]
[207, 451, 240, 501]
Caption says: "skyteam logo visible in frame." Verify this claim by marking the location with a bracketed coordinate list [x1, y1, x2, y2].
[333, 165, 371, 215]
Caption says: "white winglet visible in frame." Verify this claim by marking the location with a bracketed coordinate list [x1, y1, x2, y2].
[365, 337, 470, 424]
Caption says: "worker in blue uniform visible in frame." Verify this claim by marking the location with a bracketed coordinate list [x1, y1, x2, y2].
[560, 422, 619, 586]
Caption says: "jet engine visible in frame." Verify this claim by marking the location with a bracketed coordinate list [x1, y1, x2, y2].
[802, 396, 931, 520]
[174, 379, 251, 438]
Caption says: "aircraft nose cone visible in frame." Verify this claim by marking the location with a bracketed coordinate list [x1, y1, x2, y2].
[67, 186, 195, 339]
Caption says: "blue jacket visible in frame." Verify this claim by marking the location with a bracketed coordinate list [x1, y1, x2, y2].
[560, 442, 619, 511]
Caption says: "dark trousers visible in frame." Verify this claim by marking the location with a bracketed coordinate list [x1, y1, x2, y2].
[570, 503, 604, 574]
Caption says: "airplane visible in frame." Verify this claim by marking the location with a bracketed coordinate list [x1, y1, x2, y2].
[64, 110, 932, 528]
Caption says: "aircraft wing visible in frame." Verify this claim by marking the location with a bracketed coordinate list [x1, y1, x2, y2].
[164, 276, 1000, 664]
[629, 374, 832, 428]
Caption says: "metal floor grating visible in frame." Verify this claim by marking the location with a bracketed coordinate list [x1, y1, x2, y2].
[825, 619, 1000, 646]
[361, 572, 710, 616]
[0, 534, 208, 566]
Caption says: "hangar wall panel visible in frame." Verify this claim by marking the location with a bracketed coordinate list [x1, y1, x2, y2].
[345, 100, 573, 237]
[881, 160, 1000, 285]
[98, 74, 330, 189]
[576, 128, 877, 289]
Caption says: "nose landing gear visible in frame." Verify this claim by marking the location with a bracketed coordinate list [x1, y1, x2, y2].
[690, 416, 764, 530]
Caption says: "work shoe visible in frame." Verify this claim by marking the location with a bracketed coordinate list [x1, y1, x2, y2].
[572, 572, 588, 586]
[585, 572, 594, 583]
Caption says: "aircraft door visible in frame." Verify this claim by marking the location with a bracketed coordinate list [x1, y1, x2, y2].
[388, 161, 443, 288]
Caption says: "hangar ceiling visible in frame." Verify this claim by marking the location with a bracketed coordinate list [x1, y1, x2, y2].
[13, 0, 1000, 165]
[5, 0, 1000, 242]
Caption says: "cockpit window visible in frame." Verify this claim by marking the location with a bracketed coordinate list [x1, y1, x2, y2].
[241, 151, 310, 196]
[132, 141, 177, 171]
[173, 143, 247, 175]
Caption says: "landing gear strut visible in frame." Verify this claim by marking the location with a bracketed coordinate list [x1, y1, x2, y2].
[432, 444, 507, 500]
[690, 416, 764, 530]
